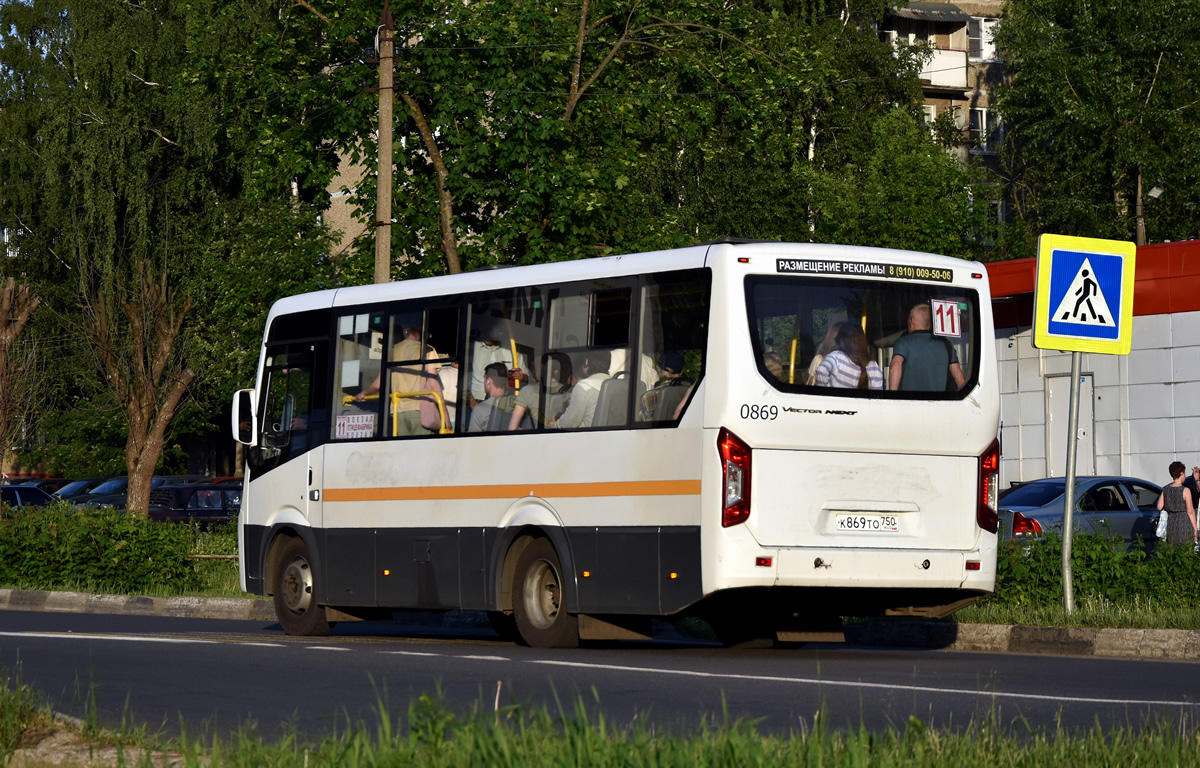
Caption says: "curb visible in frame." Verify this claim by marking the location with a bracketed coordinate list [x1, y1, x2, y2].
[2, 589, 1197, 660]
[843, 621, 1200, 660]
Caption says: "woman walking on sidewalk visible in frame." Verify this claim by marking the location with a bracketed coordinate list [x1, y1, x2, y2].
[1157, 461, 1198, 547]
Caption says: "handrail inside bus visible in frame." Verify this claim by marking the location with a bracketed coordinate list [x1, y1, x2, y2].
[341, 392, 453, 435]
[789, 337, 797, 384]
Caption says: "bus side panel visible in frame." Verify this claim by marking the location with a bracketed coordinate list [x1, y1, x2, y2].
[323, 528, 377, 607]
[321, 428, 705, 616]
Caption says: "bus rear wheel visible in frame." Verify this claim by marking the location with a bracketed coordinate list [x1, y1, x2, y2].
[273, 537, 334, 637]
[512, 538, 578, 648]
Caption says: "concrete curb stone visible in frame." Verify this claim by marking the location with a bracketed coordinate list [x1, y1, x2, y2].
[1, 589, 1197, 659]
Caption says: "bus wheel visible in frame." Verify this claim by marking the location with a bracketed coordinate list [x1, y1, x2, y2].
[273, 537, 334, 637]
[512, 538, 578, 648]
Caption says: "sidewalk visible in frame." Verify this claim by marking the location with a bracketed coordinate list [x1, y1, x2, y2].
[2, 588, 1197, 660]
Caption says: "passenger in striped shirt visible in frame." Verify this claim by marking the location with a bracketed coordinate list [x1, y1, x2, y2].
[814, 323, 883, 390]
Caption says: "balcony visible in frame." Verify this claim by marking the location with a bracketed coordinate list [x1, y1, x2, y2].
[920, 48, 968, 90]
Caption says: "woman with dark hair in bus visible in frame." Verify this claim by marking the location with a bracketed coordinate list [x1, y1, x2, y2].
[814, 323, 883, 390]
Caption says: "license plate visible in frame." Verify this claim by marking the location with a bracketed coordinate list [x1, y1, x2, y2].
[835, 514, 899, 532]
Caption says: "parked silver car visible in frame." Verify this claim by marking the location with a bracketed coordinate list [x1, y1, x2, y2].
[998, 476, 1163, 549]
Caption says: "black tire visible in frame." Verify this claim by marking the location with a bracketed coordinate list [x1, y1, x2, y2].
[512, 538, 578, 648]
[272, 537, 334, 636]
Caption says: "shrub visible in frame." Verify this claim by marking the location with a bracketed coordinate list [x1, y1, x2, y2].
[988, 529, 1200, 610]
[0, 502, 201, 594]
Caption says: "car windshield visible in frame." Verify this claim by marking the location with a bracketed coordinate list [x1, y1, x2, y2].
[55, 480, 90, 496]
[1001, 481, 1065, 508]
[88, 478, 128, 495]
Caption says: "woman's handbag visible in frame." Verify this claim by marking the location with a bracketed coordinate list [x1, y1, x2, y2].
[1155, 511, 1169, 540]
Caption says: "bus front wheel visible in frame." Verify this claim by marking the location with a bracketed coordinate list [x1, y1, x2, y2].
[512, 538, 578, 648]
[273, 537, 334, 637]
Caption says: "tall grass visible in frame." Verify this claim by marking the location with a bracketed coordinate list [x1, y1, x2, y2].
[2, 666, 1198, 766]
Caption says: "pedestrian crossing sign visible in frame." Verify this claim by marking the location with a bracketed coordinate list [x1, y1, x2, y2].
[1034, 234, 1136, 354]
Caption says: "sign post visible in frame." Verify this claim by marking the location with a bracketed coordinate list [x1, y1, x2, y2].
[1033, 234, 1136, 615]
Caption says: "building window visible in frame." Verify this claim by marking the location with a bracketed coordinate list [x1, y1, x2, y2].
[969, 108, 1003, 154]
[922, 104, 937, 132]
[968, 18, 999, 61]
[2, 229, 14, 259]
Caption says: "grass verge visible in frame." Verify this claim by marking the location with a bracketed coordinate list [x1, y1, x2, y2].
[2, 674, 1199, 768]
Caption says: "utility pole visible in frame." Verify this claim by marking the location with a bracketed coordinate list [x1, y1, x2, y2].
[374, 0, 394, 284]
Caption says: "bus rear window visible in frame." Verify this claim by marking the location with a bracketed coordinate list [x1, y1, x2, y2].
[745, 275, 980, 398]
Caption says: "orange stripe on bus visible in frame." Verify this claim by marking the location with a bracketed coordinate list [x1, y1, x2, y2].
[324, 479, 701, 503]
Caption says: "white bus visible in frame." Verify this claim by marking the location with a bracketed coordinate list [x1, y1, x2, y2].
[232, 240, 1000, 648]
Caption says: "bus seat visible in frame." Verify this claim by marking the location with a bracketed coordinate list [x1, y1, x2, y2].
[593, 372, 646, 427]
[652, 381, 691, 421]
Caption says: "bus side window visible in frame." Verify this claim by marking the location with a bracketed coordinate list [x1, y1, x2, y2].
[637, 270, 710, 423]
[331, 312, 385, 440]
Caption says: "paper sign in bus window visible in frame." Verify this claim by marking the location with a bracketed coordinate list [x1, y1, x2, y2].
[335, 413, 375, 440]
[931, 299, 961, 338]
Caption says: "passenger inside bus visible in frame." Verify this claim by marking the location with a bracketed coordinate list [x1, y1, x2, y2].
[551, 349, 611, 429]
[508, 352, 572, 430]
[467, 320, 528, 405]
[356, 325, 442, 436]
[806, 322, 845, 385]
[888, 303, 967, 392]
[468, 363, 519, 432]
[638, 351, 692, 421]
[814, 324, 884, 390]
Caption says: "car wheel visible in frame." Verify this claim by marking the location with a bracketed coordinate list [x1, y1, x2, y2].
[512, 538, 578, 648]
[273, 537, 334, 636]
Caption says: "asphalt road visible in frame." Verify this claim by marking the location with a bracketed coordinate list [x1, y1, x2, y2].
[1, 610, 1196, 743]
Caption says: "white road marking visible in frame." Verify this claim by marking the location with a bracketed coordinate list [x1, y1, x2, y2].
[529, 659, 1196, 708]
[459, 655, 510, 661]
[381, 651, 442, 657]
[0, 631, 216, 645]
[305, 646, 351, 651]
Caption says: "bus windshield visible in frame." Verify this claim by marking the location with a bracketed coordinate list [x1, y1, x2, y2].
[745, 275, 980, 397]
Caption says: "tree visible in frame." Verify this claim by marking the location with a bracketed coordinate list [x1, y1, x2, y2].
[0, 0, 353, 486]
[346, 0, 984, 274]
[993, 0, 1200, 256]
[0, 279, 40, 474]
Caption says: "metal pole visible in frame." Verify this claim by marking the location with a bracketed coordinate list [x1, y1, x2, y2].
[1061, 351, 1082, 615]
[374, 2, 394, 285]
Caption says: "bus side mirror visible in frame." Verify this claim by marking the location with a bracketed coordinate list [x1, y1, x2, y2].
[232, 388, 256, 446]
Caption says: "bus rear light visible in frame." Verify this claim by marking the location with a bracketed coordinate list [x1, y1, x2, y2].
[755, 557, 772, 567]
[1010, 512, 1043, 539]
[718, 427, 752, 527]
[977, 438, 1000, 533]
[965, 560, 981, 571]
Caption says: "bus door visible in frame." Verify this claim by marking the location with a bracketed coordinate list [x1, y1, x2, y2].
[255, 341, 329, 527]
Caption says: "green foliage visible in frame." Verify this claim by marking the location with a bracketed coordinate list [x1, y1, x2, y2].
[0, 667, 44, 760]
[987, 531, 1200, 613]
[0, 503, 202, 594]
[177, 692, 1200, 766]
[992, 0, 1200, 252]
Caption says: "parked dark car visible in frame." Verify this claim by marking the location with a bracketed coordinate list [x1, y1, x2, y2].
[1, 485, 55, 508]
[147, 484, 242, 527]
[18, 478, 71, 494]
[76, 475, 209, 511]
[998, 476, 1163, 549]
[54, 476, 118, 502]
